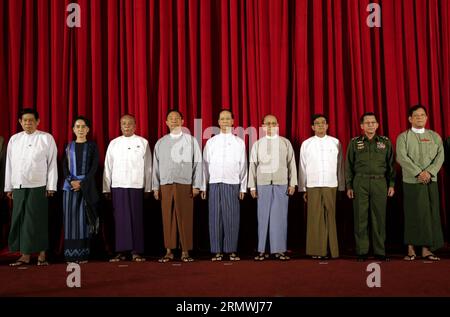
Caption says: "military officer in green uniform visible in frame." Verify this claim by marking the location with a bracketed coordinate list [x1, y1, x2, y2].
[346, 112, 395, 262]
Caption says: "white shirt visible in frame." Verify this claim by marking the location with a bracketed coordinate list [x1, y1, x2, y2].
[170, 132, 183, 138]
[202, 132, 247, 192]
[411, 127, 425, 134]
[4, 130, 58, 191]
[103, 134, 152, 192]
[298, 135, 344, 191]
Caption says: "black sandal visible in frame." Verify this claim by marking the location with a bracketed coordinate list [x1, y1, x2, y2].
[403, 254, 416, 261]
[275, 253, 290, 261]
[422, 254, 440, 261]
[211, 253, 223, 261]
[254, 253, 266, 261]
[132, 255, 146, 262]
[181, 256, 194, 262]
[109, 254, 126, 262]
[229, 253, 240, 261]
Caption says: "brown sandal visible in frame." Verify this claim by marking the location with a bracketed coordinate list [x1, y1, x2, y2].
[10, 260, 30, 267]
[158, 254, 174, 263]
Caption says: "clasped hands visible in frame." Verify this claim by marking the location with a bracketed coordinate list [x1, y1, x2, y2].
[417, 171, 432, 184]
[70, 180, 82, 192]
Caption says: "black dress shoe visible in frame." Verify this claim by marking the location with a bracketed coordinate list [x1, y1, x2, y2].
[374, 255, 390, 262]
[357, 254, 368, 262]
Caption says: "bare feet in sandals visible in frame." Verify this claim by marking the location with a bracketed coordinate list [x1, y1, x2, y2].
[254, 253, 266, 261]
[404, 254, 416, 261]
[132, 254, 146, 262]
[158, 252, 174, 263]
[10, 255, 30, 267]
[275, 252, 290, 261]
[422, 247, 440, 261]
[181, 251, 194, 262]
[109, 253, 126, 262]
[228, 253, 240, 261]
[211, 253, 223, 261]
[37, 254, 49, 266]
[404, 245, 417, 261]
[422, 254, 440, 261]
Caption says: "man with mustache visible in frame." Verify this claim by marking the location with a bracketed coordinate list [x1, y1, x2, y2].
[346, 112, 395, 262]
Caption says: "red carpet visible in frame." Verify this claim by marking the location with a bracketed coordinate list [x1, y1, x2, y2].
[1, 256, 449, 297]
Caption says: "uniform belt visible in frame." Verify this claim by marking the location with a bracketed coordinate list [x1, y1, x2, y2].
[355, 174, 385, 179]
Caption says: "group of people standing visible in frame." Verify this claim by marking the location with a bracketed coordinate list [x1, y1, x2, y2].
[0, 105, 448, 266]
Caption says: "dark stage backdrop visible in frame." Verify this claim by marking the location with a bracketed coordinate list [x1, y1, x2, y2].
[0, 0, 449, 257]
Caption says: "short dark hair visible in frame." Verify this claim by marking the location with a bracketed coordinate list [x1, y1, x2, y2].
[218, 108, 234, 119]
[360, 112, 378, 124]
[72, 116, 91, 128]
[408, 104, 428, 117]
[120, 114, 136, 123]
[311, 113, 328, 125]
[19, 108, 39, 120]
[166, 109, 183, 119]
[262, 114, 277, 124]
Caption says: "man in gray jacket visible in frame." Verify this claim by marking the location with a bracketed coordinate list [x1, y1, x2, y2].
[248, 115, 297, 261]
[153, 109, 202, 263]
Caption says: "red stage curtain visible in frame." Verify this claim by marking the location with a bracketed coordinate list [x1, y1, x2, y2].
[0, 0, 449, 253]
